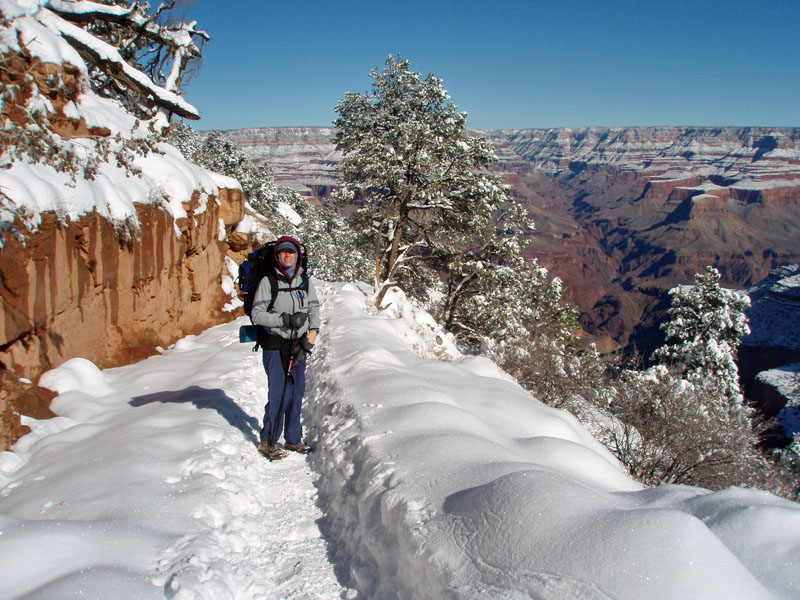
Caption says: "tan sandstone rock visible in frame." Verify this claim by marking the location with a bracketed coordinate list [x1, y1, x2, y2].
[0, 185, 246, 382]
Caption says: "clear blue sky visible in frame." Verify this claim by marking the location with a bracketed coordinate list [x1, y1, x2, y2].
[181, 0, 799, 131]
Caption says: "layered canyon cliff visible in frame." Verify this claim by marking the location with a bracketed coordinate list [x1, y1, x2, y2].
[0, 187, 245, 380]
[0, 180, 248, 449]
[486, 127, 800, 354]
[219, 126, 800, 356]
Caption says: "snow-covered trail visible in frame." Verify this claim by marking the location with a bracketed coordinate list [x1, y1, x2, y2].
[0, 308, 348, 598]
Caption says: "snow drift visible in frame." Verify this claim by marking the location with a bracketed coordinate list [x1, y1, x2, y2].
[308, 283, 800, 600]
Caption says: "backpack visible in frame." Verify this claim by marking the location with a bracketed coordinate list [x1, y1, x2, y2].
[238, 239, 312, 348]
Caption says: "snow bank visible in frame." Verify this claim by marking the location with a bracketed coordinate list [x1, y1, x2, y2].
[0, 139, 228, 238]
[0, 320, 345, 599]
[277, 201, 302, 226]
[234, 201, 278, 247]
[307, 283, 800, 600]
[0, 1, 85, 70]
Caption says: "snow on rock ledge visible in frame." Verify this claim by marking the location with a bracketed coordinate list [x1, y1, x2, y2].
[0, 89, 246, 383]
[0, 143, 230, 237]
[0, 177, 245, 382]
[0, 1, 247, 386]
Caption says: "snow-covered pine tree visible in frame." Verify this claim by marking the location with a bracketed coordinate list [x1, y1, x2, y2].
[333, 55, 507, 309]
[165, 121, 201, 160]
[595, 266, 767, 490]
[333, 55, 587, 407]
[652, 266, 751, 407]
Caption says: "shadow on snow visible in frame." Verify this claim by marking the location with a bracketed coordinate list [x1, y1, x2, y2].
[129, 386, 261, 446]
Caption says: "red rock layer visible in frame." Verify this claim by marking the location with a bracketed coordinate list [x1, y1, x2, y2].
[0, 369, 56, 451]
[0, 188, 245, 382]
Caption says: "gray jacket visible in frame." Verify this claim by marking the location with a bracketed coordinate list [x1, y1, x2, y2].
[250, 267, 320, 341]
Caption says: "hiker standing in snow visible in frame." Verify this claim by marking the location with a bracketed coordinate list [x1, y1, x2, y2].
[250, 236, 320, 460]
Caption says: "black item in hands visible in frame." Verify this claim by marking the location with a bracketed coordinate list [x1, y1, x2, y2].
[281, 312, 307, 329]
[290, 312, 308, 329]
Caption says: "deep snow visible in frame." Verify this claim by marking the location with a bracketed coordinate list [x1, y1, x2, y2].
[1, 281, 799, 600]
[3, 4, 798, 597]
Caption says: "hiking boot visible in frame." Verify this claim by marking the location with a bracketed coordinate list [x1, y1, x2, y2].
[258, 439, 287, 461]
[285, 442, 312, 454]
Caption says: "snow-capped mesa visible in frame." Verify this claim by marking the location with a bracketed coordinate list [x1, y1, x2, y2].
[1, 282, 798, 599]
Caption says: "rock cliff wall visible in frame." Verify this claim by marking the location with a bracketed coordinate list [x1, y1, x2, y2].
[0, 12, 250, 451]
[0, 186, 246, 451]
[740, 264, 800, 442]
[0, 187, 245, 381]
[740, 264, 800, 391]
[216, 127, 340, 200]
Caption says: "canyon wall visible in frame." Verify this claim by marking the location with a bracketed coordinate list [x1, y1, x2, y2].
[218, 127, 340, 201]
[218, 126, 800, 355]
[0, 187, 245, 381]
[0, 186, 246, 451]
[0, 13, 250, 450]
[739, 265, 800, 441]
[485, 127, 800, 353]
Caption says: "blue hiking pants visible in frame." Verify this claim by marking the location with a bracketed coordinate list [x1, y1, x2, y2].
[260, 349, 306, 445]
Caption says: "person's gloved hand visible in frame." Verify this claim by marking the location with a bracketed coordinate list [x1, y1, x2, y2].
[293, 334, 315, 364]
[289, 312, 308, 329]
[280, 312, 308, 329]
[299, 334, 315, 353]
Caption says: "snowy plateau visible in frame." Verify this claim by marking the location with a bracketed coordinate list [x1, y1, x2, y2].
[1, 283, 799, 600]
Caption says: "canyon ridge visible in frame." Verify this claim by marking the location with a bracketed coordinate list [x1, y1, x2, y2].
[219, 126, 800, 357]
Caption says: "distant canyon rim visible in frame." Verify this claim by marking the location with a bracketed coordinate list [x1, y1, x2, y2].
[219, 125, 800, 358]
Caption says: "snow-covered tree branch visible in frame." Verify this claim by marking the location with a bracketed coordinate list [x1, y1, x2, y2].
[39, 9, 199, 119]
[0, 0, 208, 187]
[40, 0, 207, 120]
